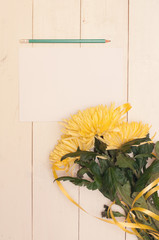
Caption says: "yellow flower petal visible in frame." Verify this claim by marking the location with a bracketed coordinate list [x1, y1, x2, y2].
[104, 122, 150, 149]
[60, 103, 131, 150]
[49, 136, 85, 172]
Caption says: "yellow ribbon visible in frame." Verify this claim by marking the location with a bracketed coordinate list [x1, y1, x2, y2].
[132, 178, 159, 207]
[53, 169, 137, 235]
[145, 185, 159, 200]
[53, 167, 159, 239]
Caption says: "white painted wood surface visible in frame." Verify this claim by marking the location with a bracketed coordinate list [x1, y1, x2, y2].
[0, 0, 32, 239]
[33, 1, 80, 240]
[128, 1, 159, 239]
[1, 0, 159, 240]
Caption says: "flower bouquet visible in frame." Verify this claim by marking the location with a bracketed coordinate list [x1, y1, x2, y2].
[50, 103, 159, 240]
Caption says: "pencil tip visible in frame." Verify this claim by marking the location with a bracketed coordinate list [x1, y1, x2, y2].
[105, 40, 111, 43]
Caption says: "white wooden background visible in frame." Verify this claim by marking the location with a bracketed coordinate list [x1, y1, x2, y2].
[1, 0, 159, 240]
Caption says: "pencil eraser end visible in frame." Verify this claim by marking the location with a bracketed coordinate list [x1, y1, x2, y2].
[19, 39, 29, 43]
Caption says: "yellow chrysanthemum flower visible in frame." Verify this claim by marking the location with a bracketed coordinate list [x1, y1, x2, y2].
[61, 103, 131, 150]
[49, 136, 84, 172]
[104, 122, 150, 149]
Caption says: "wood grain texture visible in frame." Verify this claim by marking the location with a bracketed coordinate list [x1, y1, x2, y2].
[129, 0, 159, 139]
[80, 0, 128, 239]
[0, 0, 32, 239]
[2, 0, 158, 240]
[32, 1, 80, 240]
[127, 0, 159, 239]
[33, 123, 79, 240]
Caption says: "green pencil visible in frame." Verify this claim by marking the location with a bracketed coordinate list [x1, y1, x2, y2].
[20, 39, 111, 44]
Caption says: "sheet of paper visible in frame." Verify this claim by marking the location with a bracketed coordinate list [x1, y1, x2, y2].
[19, 47, 125, 121]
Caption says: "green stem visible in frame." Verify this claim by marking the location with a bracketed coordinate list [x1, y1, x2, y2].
[137, 231, 154, 240]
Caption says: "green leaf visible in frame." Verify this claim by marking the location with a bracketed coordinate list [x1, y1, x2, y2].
[77, 167, 93, 180]
[107, 149, 118, 158]
[88, 161, 102, 188]
[131, 194, 155, 227]
[76, 160, 103, 188]
[131, 143, 154, 172]
[61, 149, 98, 161]
[89, 161, 101, 176]
[55, 176, 98, 190]
[117, 181, 133, 206]
[135, 153, 153, 159]
[115, 168, 127, 185]
[94, 137, 107, 154]
[74, 159, 87, 167]
[132, 143, 154, 156]
[101, 167, 127, 201]
[120, 134, 151, 152]
[155, 141, 159, 158]
[125, 169, 135, 187]
[116, 153, 137, 173]
[98, 158, 109, 175]
[135, 153, 154, 172]
[132, 192, 148, 209]
[102, 167, 117, 200]
[152, 192, 159, 211]
[101, 205, 125, 218]
[134, 159, 159, 192]
[147, 201, 159, 230]
[61, 148, 108, 164]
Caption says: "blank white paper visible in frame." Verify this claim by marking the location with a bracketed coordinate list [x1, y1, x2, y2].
[19, 47, 125, 121]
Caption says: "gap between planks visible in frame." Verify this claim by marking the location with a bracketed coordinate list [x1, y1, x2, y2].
[78, 2, 82, 240]
[31, 0, 34, 239]
[126, 0, 130, 238]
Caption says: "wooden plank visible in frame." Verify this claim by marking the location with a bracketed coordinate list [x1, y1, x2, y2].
[33, 123, 80, 240]
[32, 1, 80, 239]
[80, 0, 128, 240]
[129, 0, 159, 139]
[0, 0, 32, 239]
[127, 1, 159, 239]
